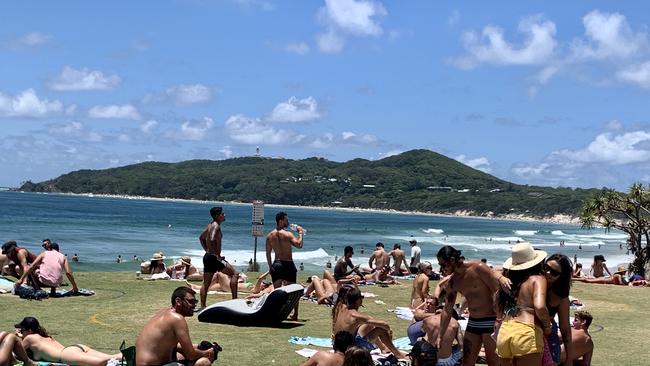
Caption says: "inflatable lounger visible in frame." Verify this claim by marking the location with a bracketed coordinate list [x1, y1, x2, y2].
[198, 284, 303, 326]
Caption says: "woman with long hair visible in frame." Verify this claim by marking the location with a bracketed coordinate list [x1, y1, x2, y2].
[15, 317, 121, 366]
[342, 346, 374, 366]
[543, 253, 574, 365]
[496, 243, 552, 366]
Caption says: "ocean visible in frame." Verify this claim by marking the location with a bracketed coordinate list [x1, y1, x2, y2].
[0, 191, 633, 272]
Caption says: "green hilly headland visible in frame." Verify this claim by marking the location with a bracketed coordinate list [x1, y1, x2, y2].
[18, 149, 602, 217]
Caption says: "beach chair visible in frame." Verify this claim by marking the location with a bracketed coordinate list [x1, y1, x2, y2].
[197, 284, 303, 326]
[119, 340, 136, 366]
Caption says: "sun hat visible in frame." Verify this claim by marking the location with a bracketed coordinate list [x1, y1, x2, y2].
[502, 243, 547, 270]
[614, 265, 627, 274]
[179, 256, 192, 266]
[150, 252, 166, 261]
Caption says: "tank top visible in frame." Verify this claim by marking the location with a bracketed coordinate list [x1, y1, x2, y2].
[39, 251, 65, 285]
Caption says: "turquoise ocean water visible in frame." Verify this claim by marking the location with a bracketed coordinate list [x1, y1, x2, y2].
[0, 191, 633, 272]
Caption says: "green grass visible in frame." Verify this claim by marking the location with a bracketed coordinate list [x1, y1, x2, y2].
[1, 272, 648, 365]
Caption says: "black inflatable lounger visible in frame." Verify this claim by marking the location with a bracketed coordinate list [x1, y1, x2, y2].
[197, 284, 304, 326]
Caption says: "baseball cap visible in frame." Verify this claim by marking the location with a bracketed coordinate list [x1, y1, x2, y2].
[409, 238, 417, 244]
[50, 242, 60, 251]
[408, 340, 437, 359]
[2, 240, 17, 254]
[15, 316, 40, 331]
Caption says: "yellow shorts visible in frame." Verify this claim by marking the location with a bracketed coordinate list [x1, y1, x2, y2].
[496, 320, 543, 358]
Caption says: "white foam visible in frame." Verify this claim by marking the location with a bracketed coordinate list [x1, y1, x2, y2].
[575, 233, 628, 240]
[514, 230, 538, 236]
[551, 230, 566, 236]
[490, 236, 525, 242]
[423, 228, 445, 234]
[183, 248, 332, 269]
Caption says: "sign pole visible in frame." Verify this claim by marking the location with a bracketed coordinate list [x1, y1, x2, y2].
[251, 200, 264, 272]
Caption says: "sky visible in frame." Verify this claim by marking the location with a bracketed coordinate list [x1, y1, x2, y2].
[1, 1, 650, 191]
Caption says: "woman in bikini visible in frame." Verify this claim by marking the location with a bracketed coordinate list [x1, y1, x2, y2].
[496, 243, 552, 365]
[0, 331, 35, 366]
[16, 317, 121, 366]
[543, 254, 574, 365]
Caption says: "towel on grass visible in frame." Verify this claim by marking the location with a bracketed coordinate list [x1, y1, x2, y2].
[389, 307, 414, 321]
[289, 336, 412, 351]
[0, 276, 15, 292]
[50, 288, 95, 298]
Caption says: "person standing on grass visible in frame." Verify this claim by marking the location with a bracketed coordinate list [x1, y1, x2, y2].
[136, 287, 215, 366]
[199, 206, 239, 308]
[266, 211, 303, 320]
[409, 239, 421, 274]
[436, 245, 511, 366]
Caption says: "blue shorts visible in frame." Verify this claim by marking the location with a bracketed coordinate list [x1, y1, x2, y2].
[354, 335, 376, 351]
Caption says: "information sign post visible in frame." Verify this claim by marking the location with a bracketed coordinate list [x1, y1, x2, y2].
[251, 200, 264, 271]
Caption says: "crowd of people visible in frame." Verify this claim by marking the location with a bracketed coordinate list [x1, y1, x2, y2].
[2, 205, 644, 366]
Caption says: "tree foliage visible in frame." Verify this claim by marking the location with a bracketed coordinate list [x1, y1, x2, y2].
[19, 149, 602, 218]
[581, 183, 650, 276]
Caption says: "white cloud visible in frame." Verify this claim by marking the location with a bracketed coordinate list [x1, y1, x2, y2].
[180, 117, 215, 141]
[165, 84, 213, 104]
[341, 131, 377, 144]
[48, 66, 121, 91]
[511, 163, 551, 178]
[616, 61, 650, 88]
[140, 120, 159, 134]
[88, 104, 141, 120]
[0, 89, 63, 118]
[285, 42, 310, 55]
[571, 10, 648, 61]
[606, 119, 623, 130]
[12, 32, 51, 46]
[452, 15, 557, 69]
[456, 154, 492, 173]
[317, 31, 346, 54]
[226, 114, 305, 145]
[268, 96, 321, 123]
[48, 121, 103, 142]
[377, 149, 404, 159]
[321, 0, 386, 36]
[219, 146, 234, 159]
[308, 131, 378, 148]
[553, 131, 650, 165]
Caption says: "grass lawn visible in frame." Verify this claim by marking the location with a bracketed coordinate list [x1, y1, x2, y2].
[1, 271, 648, 365]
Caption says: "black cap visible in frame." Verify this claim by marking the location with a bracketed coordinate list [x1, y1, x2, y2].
[409, 238, 417, 243]
[50, 242, 60, 251]
[2, 240, 17, 254]
[408, 340, 437, 359]
[15, 316, 40, 331]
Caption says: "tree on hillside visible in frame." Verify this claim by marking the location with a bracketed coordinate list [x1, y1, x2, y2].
[581, 183, 650, 276]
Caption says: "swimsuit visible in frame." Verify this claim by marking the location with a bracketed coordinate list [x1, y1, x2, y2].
[353, 335, 376, 351]
[496, 320, 543, 358]
[466, 316, 497, 335]
[270, 259, 297, 283]
[407, 320, 425, 345]
[59, 344, 86, 363]
[202, 253, 227, 273]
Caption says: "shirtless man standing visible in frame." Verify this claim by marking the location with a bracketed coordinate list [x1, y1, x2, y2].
[368, 242, 389, 272]
[266, 211, 303, 319]
[388, 243, 408, 276]
[436, 245, 510, 366]
[135, 287, 215, 366]
[199, 207, 238, 308]
[562, 311, 594, 366]
[332, 287, 407, 358]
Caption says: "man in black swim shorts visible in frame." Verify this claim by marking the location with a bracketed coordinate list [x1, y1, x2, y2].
[266, 211, 303, 319]
[199, 207, 238, 308]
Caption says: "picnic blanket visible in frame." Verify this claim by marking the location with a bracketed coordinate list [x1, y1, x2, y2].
[289, 336, 412, 351]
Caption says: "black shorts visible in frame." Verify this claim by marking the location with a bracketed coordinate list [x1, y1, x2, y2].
[466, 316, 497, 335]
[270, 259, 297, 284]
[203, 253, 226, 274]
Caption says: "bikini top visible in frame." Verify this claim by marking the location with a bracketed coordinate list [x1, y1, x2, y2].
[504, 303, 535, 318]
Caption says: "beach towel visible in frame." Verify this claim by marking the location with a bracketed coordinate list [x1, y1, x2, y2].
[0, 276, 14, 293]
[388, 307, 414, 321]
[288, 336, 412, 351]
[50, 288, 96, 298]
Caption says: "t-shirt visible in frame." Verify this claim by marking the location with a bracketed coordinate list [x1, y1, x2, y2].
[410, 245, 421, 267]
[39, 251, 65, 287]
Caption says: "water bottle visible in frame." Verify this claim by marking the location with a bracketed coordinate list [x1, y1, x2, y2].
[290, 223, 306, 235]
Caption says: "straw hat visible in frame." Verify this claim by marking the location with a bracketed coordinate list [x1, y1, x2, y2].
[502, 243, 547, 270]
[615, 265, 627, 274]
[150, 252, 166, 261]
[179, 256, 192, 266]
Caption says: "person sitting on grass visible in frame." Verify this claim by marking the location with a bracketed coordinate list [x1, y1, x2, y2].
[333, 246, 365, 283]
[135, 286, 216, 366]
[573, 263, 585, 278]
[16, 316, 121, 366]
[561, 311, 594, 366]
[588, 255, 611, 278]
[304, 275, 337, 305]
[575, 265, 629, 285]
[0, 331, 36, 366]
[1, 241, 37, 281]
[166, 256, 201, 280]
[299, 331, 354, 366]
[332, 286, 407, 359]
[342, 346, 374, 366]
[16, 242, 79, 295]
[422, 304, 462, 366]
[411, 262, 433, 309]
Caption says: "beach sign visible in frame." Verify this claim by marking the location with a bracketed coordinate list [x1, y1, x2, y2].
[252, 200, 264, 237]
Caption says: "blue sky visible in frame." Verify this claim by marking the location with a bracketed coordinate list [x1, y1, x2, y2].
[1, 1, 650, 190]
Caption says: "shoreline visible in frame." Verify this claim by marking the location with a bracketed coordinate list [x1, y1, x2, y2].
[24, 191, 583, 226]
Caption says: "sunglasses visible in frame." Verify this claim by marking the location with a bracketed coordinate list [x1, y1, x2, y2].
[183, 298, 199, 306]
[544, 264, 562, 277]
